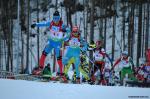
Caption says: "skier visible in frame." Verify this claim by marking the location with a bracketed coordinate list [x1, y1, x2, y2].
[62, 26, 88, 83]
[90, 40, 107, 85]
[112, 51, 136, 85]
[140, 49, 150, 82]
[145, 49, 150, 82]
[31, 11, 70, 76]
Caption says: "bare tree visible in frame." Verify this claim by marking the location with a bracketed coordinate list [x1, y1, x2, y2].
[89, 0, 94, 69]
[136, 3, 143, 66]
[37, 0, 40, 68]
[25, 0, 30, 73]
[111, 2, 116, 61]
[145, 2, 149, 53]
[128, 2, 135, 57]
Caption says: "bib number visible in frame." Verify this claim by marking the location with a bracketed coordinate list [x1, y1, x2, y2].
[49, 26, 63, 40]
[69, 38, 80, 47]
[94, 51, 103, 61]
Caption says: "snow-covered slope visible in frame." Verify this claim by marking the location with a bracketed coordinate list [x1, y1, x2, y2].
[0, 79, 149, 99]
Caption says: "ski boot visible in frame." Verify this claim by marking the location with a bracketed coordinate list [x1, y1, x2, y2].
[99, 79, 107, 85]
[32, 67, 43, 75]
[76, 77, 80, 84]
[89, 75, 96, 85]
[99, 75, 107, 85]
[60, 74, 69, 83]
[82, 78, 87, 82]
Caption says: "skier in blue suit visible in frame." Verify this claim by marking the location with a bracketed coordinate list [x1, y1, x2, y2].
[62, 26, 88, 83]
[31, 11, 70, 76]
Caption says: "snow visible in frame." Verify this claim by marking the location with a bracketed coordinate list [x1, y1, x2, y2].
[0, 79, 150, 99]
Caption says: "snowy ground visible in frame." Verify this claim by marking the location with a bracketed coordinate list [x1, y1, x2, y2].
[0, 79, 150, 99]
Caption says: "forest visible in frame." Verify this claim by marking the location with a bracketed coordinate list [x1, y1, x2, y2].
[0, 0, 149, 73]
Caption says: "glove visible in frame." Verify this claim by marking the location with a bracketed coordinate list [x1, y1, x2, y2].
[62, 28, 66, 32]
[62, 24, 67, 32]
[66, 27, 71, 34]
[31, 24, 36, 28]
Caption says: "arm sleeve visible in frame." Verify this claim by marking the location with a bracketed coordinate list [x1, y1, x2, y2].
[105, 53, 113, 66]
[36, 21, 51, 27]
[62, 25, 71, 41]
[113, 58, 121, 68]
[80, 37, 88, 52]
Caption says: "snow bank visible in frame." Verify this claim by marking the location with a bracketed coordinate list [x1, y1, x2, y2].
[0, 79, 149, 99]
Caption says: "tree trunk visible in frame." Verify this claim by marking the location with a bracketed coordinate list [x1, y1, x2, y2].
[136, 3, 143, 66]
[0, 0, 2, 70]
[20, 0, 25, 73]
[68, 8, 72, 28]
[104, 18, 107, 49]
[141, 5, 146, 57]
[128, 3, 135, 57]
[65, 7, 69, 26]
[112, 16, 116, 61]
[37, 0, 40, 67]
[55, 0, 58, 10]
[145, 3, 149, 53]
[122, 4, 126, 51]
[83, 0, 86, 39]
[10, 16, 13, 72]
[25, 0, 30, 73]
[112, 1, 116, 61]
[85, 4, 89, 41]
[131, 3, 135, 58]
[89, 0, 94, 68]
[21, 30, 24, 73]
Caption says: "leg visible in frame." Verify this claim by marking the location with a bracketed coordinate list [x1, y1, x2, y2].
[55, 46, 63, 75]
[39, 41, 53, 68]
[99, 62, 105, 80]
[79, 66, 90, 81]
[64, 57, 75, 75]
[74, 57, 80, 78]
[33, 41, 53, 75]
[99, 62, 107, 85]
[91, 63, 98, 82]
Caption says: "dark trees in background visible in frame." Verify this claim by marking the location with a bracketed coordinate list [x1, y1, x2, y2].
[145, 3, 149, 54]
[136, 2, 143, 66]
[25, 0, 30, 73]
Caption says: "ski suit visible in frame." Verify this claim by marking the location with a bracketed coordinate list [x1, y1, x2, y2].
[143, 65, 150, 82]
[113, 56, 136, 81]
[91, 47, 106, 84]
[62, 33, 87, 79]
[35, 20, 70, 75]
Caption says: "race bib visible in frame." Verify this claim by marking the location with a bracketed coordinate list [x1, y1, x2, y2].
[51, 26, 59, 32]
[94, 51, 104, 61]
[49, 26, 63, 40]
[120, 60, 130, 67]
[69, 38, 80, 47]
